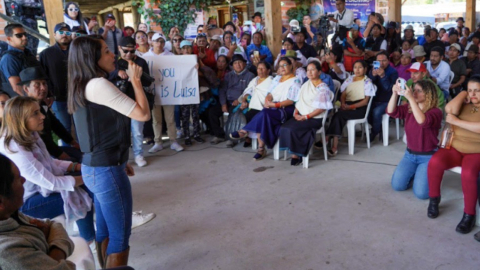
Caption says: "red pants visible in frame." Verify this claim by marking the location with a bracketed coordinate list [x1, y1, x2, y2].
[428, 147, 480, 215]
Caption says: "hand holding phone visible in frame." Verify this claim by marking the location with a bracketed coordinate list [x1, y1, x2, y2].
[373, 61, 380, 70]
[396, 78, 407, 96]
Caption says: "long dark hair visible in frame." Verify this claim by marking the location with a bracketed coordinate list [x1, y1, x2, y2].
[0, 154, 14, 198]
[64, 2, 84, 29]
[68, 37, 107, 114]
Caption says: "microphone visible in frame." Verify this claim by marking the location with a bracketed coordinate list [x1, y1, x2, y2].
[117, 59, 155, 83]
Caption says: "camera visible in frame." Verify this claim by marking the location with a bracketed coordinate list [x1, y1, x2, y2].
[291, 26, 300, 33]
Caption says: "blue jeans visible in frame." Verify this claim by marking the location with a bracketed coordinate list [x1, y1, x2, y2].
[131, 119, 144, 157]
[369, 102, 388, 139]
[20, 187, 95, 242]
[391, 150, 434, 199]
[51, 101, 72, 145]
[82, 163, 132, 255]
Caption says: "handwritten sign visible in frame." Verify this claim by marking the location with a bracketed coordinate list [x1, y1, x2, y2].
[143, 55, 199, 105]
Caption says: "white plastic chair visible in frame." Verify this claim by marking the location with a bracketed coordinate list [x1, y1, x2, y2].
[448, 167, 480, 226]
[346, 86, 376, 155]
[449, 71, 455, 85]
[273, 140, 287, 160]
[381, 98, 402, 146]
[303, 114, 329, 169]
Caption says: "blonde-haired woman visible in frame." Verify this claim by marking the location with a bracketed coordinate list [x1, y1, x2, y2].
[388, 80, 442, 200]
[0, 96, 95, 243]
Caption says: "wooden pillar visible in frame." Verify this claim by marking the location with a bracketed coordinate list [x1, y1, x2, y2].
[387, 0, 401, 22]
[132, 5, 140, 28]
[112, 8, 121, 29]
[43, 0, 64, 45]
[264, 0, 282, 58]
[97, 13, 104, 27]
[466, 0, 476, 31]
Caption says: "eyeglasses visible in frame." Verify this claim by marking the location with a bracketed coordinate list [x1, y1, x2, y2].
[279, 64, 289, 68]
[14, 32, 27, 38]
[197, 33, 207, 37]
[68, 8, 79, 12]
[73, 33, 85, 37]
[122, 48, 136, 54]
[57, 30, 71, 36]
[173, 39, 183, 43]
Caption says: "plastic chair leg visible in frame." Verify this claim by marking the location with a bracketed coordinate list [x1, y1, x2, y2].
[395, 119, 400, 140]
[365, 123, 371, 149]
[321, 130, 328, 161]
[252, 139, 257, 150]
[303, 154, 309, 169]
[382, 114, 389, 146]
[347, 121, 356, 155]
[273, 141, 280, 160]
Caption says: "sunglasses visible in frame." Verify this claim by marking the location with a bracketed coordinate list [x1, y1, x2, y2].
[122, 48, 136, 54]
[57, 30, 71, 36]
[68, 8, 79, 12]
[197, 33, 207, 37]
[73, 33, 85, 37]
[14, 32, 27, 38]
[173, 39, 183, 43]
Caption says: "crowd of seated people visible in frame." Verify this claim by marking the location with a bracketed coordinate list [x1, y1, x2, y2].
[2, 3, 480, 268]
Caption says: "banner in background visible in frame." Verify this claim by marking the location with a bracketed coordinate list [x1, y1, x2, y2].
[184, 10, 204, 40]
[143, 55, 199, 105]
[323, 0, 376, 23]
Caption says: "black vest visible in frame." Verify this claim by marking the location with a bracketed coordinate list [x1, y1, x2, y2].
[365, 36, 385, 52]
[0, 48, 40, 97]
[73, 99, 131, 167]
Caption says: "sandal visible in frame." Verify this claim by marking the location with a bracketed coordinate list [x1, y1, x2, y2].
[327, 148, 338, 157]
[253, 147, 267, 161]
[291, 157, 303, 166]
[230, 130, 247, 140]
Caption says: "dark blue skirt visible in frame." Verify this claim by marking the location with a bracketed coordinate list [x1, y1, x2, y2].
[242, 105, 295, 149]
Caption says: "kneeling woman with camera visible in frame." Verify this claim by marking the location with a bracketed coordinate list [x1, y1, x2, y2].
[387, 80, 442, 199]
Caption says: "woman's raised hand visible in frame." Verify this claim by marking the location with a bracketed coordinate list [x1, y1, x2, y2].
[126, 60, 142, 82]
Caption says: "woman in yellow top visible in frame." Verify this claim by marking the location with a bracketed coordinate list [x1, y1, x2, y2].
[279, 61, 334, 166]
[427, 76, 480, 236]
[323, 60, 376, 156]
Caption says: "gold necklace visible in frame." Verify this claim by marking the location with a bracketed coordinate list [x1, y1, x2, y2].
[471, 104, 480, 114]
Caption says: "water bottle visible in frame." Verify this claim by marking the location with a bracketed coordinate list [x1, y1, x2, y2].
[439, 123, 454, 149]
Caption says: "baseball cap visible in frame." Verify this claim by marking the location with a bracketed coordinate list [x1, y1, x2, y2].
[211, 35, 222, 43]
[119, 36, 136, 47]
[180, 40, 192, 48]
[54, 23, 71, 33]
[151, 33, 166, 41]
[351, 24, 360, 31]
[467, 45, 479, 54]
[289, 19, 300, 27]
[106, 14, 116, 20]
[404, 25, 414, 32]
[413, 45, 426, 57]
[449, 43, 461, 52]
[407, 62, 427, 73]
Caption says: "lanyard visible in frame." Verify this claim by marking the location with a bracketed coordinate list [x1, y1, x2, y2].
[336, 9, 346, 21]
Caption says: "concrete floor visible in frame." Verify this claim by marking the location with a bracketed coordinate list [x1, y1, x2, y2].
[125, 127, 480, 270]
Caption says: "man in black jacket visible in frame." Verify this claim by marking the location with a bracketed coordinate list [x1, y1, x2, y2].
[423, 28, 445, 60]
[39, 23, 73, 139]
[19, 67, 81, 162]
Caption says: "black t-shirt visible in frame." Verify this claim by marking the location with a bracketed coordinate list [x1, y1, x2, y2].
[424, 40, 446, 60]
[293, 43, 318, 59]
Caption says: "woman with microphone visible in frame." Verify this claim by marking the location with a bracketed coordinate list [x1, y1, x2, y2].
[67, 37, 150, 268]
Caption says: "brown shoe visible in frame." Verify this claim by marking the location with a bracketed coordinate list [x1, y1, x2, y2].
[105, 247, 130, 268]
[96, 238, 109, 269]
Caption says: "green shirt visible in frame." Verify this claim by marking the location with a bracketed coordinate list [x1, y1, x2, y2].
[405, 77, 445, 112]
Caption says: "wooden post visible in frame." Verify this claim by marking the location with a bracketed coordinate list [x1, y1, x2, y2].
[97, 13, 104, 27]
[132, 5, 140, 28]
[387, 0, 401, 22]
[466, 0, 476, 31]
[43, 0, 64, 45]
[264, 0, 282, 58]
[112, 8, 121, 29]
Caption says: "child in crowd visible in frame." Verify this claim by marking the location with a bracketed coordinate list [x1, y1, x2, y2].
[401, 40, 414, 59]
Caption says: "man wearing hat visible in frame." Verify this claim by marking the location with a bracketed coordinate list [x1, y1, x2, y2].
[281, 19, 300, 42]
[404, 62, 445, 111]
[251, 12, 264, 32]
[113, 36, 153, 167]
[293, 27, 318, 59]
[424, 28, 445, 60]
[462, 44, 480, 85]
[99, 14, 124, 56]
[447, 43, 467, 98]
[39, 23, 73, 139]
[20, 66, 82, 162]
[413, 45, 426, 63]
[209, 54, 255, 145]
[402, 25, 418, 47]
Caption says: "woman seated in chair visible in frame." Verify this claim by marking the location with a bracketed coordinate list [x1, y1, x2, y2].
[279, 61, 334, 166]
[238, 61, 273, 147]
[321, 60, 375, 156]
[388, 80, 442, 200]
[0, 97, 95, 243]
[230, 57, 302, 160]
[427, 76, 480, 236]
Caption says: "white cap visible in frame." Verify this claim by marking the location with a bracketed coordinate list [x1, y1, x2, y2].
[152, 33, 166, 41]
[289, 19, 300, 27]
[211, 35, 222, 42]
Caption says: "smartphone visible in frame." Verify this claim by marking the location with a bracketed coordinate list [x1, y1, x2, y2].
[348, 31, 353, 39]
[232, 35, 237, 45]
[256, 23, 262, 31]
[373, 61, 380, 69]
[281, 49, 286, 56]
[233, 13, 238, 24]
[254, 51, 260, 59]
[397, 78, 406, 96]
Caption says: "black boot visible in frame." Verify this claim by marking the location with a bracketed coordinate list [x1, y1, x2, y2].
[427, 196, 441, 219]
[456, 212, 476, 234]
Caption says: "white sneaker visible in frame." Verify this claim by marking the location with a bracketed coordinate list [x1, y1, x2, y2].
[89, 241, 97, 254]
[135, 155, 147, 167]
[176, 129, 183, 139]
[132, 211, 156, 229]
[170, 141, 184, 152]
[148, 143, 163, 153]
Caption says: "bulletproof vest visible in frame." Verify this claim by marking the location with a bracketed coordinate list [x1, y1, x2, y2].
[0, 48, 40, 97]
[73, 100, 131, 167]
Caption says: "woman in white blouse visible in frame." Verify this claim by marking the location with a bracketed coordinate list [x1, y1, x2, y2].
[218, 31, 248, 61]
[279, 61, 334, 166]
[0, 96, 95, 243]
[230, 57, 302, 160]
[323, 60, 376, 156]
